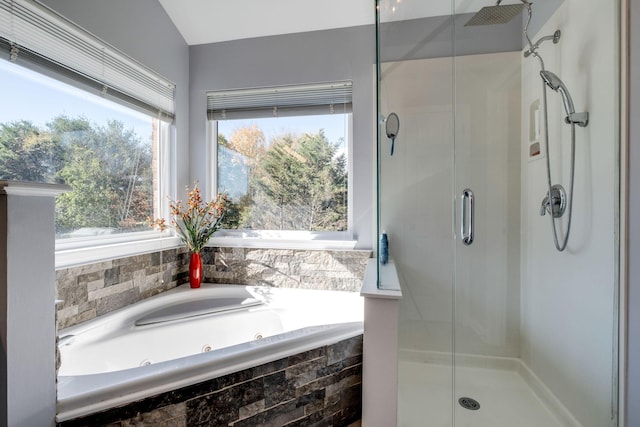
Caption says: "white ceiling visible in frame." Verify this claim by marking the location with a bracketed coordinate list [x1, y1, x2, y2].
[157, 0, 370, 45]
[158, 0, 516, 46]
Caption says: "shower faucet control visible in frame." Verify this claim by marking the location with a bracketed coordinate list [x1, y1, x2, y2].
[540, 184, 566, 218]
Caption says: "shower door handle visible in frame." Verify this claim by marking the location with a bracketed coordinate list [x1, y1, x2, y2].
[461, 188, 474, 246]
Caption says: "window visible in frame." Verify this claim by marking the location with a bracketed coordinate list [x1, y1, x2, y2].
[0, 58, 169, 241]
[0, 0, 176, 256]
[208, 82, 352, 237]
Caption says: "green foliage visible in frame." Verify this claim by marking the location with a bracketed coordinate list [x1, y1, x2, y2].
[219, 197, 242, 229]
[0, 114, 348, 236]
[233, 129, 348, 231]
[55, 119, 153, 233]
[0, 115, 153, 235]
[217, 133, 229, 147]
[0, 120, 65, 182]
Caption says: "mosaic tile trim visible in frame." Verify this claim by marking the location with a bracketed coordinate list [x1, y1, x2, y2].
[57, 335, 363, 427]
[56, 247, 371, 330]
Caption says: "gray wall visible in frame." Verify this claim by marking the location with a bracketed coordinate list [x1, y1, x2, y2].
[40, 0, 191, 193]
[627, 0, 640, 424]
[189, 26, 376, 249]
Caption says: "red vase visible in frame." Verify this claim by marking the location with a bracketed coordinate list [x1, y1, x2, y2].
[189, 252, 202, 288]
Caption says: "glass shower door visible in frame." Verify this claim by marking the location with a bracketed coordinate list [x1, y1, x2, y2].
[451, 43, 525, 427]
[377, 0, 620, 426]
[451, 1, 619, 426]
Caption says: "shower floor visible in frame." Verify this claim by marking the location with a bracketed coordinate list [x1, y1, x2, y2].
[398, 358, 564, 427]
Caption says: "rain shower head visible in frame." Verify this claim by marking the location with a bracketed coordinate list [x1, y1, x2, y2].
[465, 1, 530, 26]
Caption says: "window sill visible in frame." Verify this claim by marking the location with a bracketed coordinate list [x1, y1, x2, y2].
[55, 236, 181, 269]
[207, 234, 357, 250]
[55, 231, 358, 269]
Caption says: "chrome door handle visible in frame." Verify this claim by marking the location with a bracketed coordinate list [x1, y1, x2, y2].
[461, 188, 474, 246]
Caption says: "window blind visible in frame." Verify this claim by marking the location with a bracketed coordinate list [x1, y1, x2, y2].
[207, 81, 353, 121]
[0, 0, 175, 118]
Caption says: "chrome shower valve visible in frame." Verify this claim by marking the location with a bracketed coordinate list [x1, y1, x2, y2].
[540, 184, 567, 218]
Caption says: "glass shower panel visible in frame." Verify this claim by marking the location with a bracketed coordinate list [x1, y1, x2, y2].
[381, 57, 456, 425]
[376, 1, 456, 426]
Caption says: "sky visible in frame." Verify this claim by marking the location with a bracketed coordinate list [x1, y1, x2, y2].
[219, 115, 349, 148]
[0, 59, 153, 140]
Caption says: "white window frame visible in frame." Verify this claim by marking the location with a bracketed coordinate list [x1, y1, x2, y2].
[55, 119, 179, 269]
[206, 114, 356, 250]
[0, 0, 180, 268]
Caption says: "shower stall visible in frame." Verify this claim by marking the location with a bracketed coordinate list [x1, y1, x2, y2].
[375, 0, 620, 426]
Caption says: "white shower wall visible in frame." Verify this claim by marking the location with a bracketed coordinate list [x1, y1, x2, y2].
[520, 0, 618, 426]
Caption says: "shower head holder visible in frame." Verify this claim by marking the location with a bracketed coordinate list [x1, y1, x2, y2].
[524, 30, 561, 58]
[565, 112, 589, 127]
[540, 70, 589, 128]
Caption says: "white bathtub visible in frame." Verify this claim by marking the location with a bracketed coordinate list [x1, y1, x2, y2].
[56, 284, 364, 422]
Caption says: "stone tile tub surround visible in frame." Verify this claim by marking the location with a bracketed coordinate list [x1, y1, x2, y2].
[56, 247, 371, 330]
[58, 335, 363, 427]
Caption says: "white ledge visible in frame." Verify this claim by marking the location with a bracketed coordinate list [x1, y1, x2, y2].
[56, 236, 181, 269]
[208, 231, 357, 250]
[360, 258, 402, 299]
[55, 228, 360, 269]
[0, 180, 70, 197]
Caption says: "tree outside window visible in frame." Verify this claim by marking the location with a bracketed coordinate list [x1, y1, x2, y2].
[217, 116, 349, 232]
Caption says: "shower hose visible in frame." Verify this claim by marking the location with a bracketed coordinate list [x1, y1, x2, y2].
[541, 79, 576, 252]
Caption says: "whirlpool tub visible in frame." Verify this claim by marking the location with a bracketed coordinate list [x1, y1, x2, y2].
[56, 284, 364, 422]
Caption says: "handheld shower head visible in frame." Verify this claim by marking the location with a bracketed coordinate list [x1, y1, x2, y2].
[540, 70, 562, 91]
[539, 70, 588, 127]
[540, 70, 575, 116]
